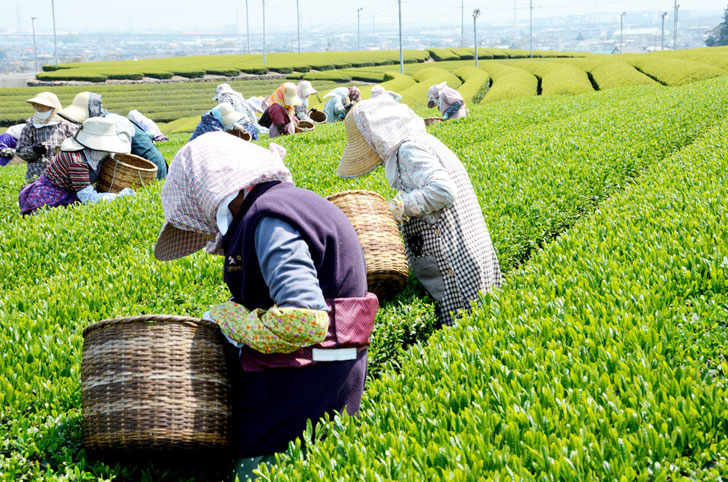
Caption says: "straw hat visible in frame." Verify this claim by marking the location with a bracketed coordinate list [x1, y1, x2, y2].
[219, 102, 245, 128]
[298, 80, 317, 98]
[337, 110, 382, 178]
[58, 92, 91, 124]
[60, 117, 131, 154]
[282, 82, 302, 106]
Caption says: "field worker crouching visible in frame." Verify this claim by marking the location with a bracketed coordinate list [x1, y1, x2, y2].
[15, 92, 77, 182]
[213, 83, 260, 140]
[427, 81, 467, 120]
[259, 82, 302, 138]
[323, 87, 350, 123]
[18, 117, 134, 216]
[153, 131, 377, 481]
[189, 103, 253, 143]
[370, 85, 402, 103]
[58, 91, 168, 179]
[0, 124, 24, 167]
[295, 80, 318, 122]
[338, 96, 501, 326]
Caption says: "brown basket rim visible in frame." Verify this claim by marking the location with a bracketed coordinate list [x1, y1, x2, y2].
[83, 314, 214, 337]
[326, 189, 386, 203]
[108, 153, 158, 173]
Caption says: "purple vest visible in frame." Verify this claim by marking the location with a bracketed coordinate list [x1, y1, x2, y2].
[222, 181, 377, 371]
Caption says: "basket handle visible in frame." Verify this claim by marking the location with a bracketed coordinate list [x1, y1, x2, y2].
[108, 157, 119, 192]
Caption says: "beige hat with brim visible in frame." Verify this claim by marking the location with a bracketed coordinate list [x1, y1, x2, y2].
[298, 80, 317, 98]
[58, 92, 91, 124]
[337, 111, 382, 178]
[219, 102, 245, 128]
[283, 82, 302, 106]
[61, 117, 131, 154]
[26, 92, 59, 110]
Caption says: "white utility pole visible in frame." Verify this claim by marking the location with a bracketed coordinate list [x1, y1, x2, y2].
[263, 0, 266, 65]
[461, 0, 464, 48]
[245, 0, 250, 53]
[673, 2, 680, 50]
[296, 0, 300, 53]
[620, 11, 626, 54]
[661, 12, 668, 50]
[51, 0, 59, 65]
[31, 17, 39, 71]
[398, 0, 403, 73]
[357, 7, 363, 50]
[473, 9, 480, 67]
[529, 0, 533, 58]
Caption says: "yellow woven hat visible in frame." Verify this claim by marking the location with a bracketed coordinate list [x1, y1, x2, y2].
[337, 111, 382, 178]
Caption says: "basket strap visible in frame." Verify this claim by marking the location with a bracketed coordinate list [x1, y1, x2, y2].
[108, 158, 119, 192]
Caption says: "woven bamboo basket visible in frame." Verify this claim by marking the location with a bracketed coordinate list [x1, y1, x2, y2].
[82, 315, 232, 454]
[308, 110, 327, 124]
[424, 117, 442, 127]
[97, 153, 158, 194]
[295, 120, 315, 133]
[327, 190, 409, 299]
[227, 128, 252, 141]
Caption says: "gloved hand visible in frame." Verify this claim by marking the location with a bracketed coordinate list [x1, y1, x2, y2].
[389, 192, 408, 224]
[442, 113, 450, 120]
[118, 187, 135, 197]
[32, 144, 47, 155]
[0, 148, 15, 158]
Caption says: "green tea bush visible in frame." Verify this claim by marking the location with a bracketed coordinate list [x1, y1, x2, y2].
[402, 68, 463, 108]
[427, 48, 460, 61]
[513, 60, 594, 95]
[622, 53, 727, 85]
[479, 62, 538, 103]
[454, 66, 491, 103]
[2, 77, 728, 481]
[261, 83, 728, 481]
[588, 59, 656, 90]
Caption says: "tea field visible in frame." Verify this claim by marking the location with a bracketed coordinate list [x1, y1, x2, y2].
[0, 75, 727, 480]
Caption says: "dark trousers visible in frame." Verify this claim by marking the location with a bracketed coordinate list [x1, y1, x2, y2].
[230, 349, 368, 458]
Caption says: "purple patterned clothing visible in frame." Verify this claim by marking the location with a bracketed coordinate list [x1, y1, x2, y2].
[15, 118, 78, 181]
[18, 174, 80, 215]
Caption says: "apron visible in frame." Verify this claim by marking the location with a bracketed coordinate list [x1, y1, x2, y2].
[398, 152, 501, 325]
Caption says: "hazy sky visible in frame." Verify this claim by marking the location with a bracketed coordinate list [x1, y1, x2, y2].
[12, 0, 726, 34]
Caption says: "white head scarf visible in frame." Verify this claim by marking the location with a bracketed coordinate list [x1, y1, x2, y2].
[352, 95, 426, 168]
[427, 82, 448, 106]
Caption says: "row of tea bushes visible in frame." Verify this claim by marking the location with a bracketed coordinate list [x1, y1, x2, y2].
[2, 78, 728, 480]
[479, 62, 539, 103]
[260, 96, 728, 482]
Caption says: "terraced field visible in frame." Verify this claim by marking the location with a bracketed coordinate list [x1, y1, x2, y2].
[1, 72, 727, 480]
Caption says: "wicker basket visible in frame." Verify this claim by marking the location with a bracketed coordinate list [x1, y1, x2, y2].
[228, 128, 251, 141]
[97, 153, 158, 194]
[295, 120, 315, 133]
[327, 190, 409, 299]
[82, 315, 232, 454]
[424, 117, 442, 127]
[308, 110, 327, 124]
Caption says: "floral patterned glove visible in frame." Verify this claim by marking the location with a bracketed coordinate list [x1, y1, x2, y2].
[209, 300, 329, 354]
[389, 192, 408, 224]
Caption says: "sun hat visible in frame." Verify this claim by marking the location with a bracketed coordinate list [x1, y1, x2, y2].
[247, 96, 265, 113]
[370, 85, 386, 98]
[337, 109, 382, 179]
[26, 92, 63, 121]
[218, 102, 246, 129]
[154, 132, 293, 261]
[297, 80, 317, 98]
[58, 92, 92, 124]
[60, 117, 132, 153]
[26, 92, 62, 110]
[213, 83, 237, 101]
[282, 82, 302, 106]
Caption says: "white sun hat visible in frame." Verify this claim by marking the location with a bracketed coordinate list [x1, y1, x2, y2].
[60, 117, 132, 153]
[218, 102, 246, 128]
[297, 80, 317, 98]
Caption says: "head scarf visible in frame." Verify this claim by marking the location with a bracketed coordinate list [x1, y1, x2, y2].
[27, 92, 64, 126]
[348, 86, 361, 103]
[427, 82, 448, 105]
[88, 93, 107, 118]
[370, 85, 386, 98]
[324, 87, 349, 102]
[154, 132, 293, 261]
[352, 95, 426, 167]
[268, 83, 300, 117]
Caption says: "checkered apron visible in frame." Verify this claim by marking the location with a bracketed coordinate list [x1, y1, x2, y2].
[400, 157, 501, 326]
